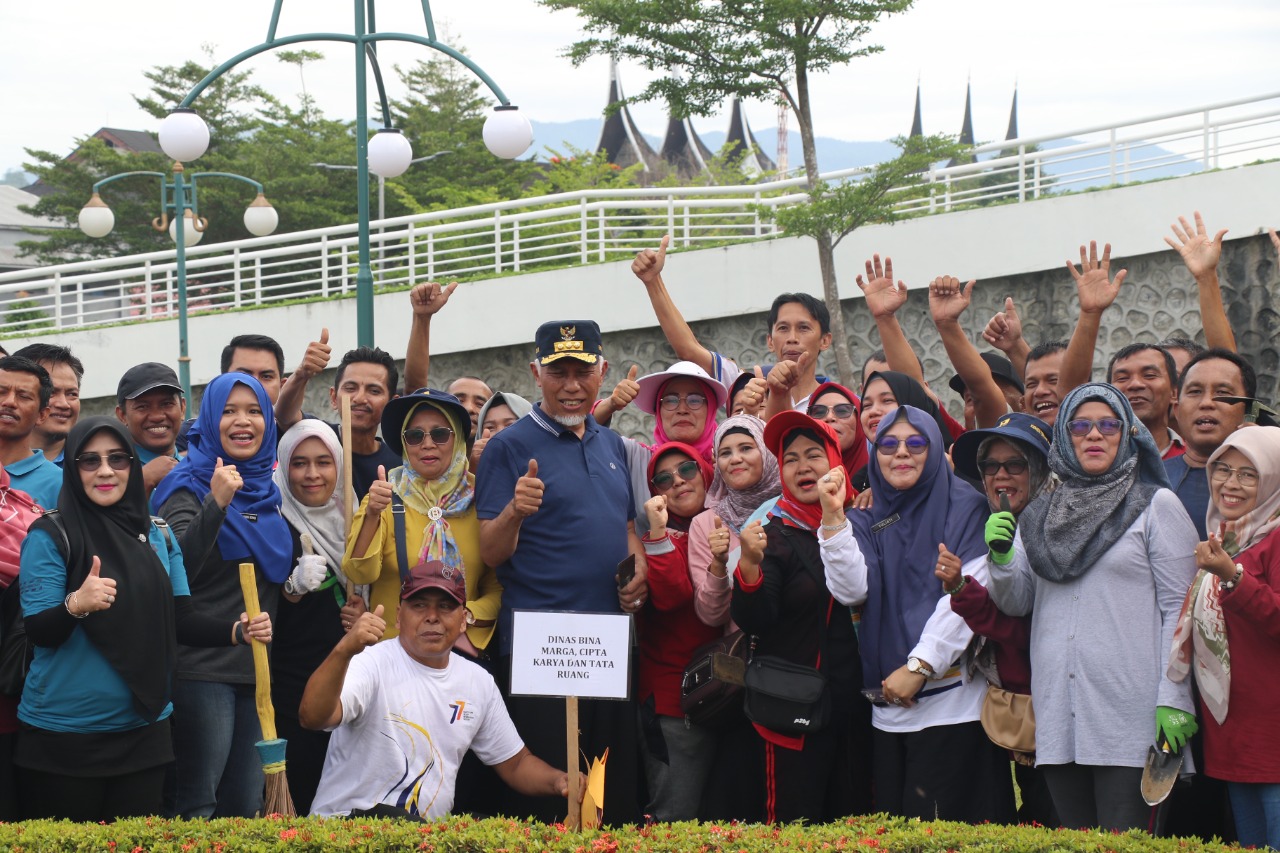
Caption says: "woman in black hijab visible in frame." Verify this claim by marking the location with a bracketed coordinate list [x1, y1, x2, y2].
[14, 417, 271, 822]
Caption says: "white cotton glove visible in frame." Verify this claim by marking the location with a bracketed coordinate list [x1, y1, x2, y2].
[284, 554, 328, 596]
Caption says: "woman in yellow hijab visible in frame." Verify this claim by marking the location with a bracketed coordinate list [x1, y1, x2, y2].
[343, 388, 500, 654]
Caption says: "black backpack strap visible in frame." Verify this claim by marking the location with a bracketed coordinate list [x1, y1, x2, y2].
[391, 494, 410, 583]
[150, 516, 174, 551]
[782, 526, 833, 673]
[32, 510, 71, 563]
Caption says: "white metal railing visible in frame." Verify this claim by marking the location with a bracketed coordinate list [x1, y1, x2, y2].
[3, 90, 1279, 336]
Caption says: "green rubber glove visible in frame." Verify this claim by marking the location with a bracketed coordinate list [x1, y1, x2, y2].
[1155, 706, 1199, 752]
[984, 511, 1017, 564]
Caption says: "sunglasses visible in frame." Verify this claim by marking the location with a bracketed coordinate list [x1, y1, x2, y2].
[1066, 417, 1123, 437]
[875, 435, 930, 456]
[1209, 461, 1259, 488]
[811, 403, 856, 420]
[77, 451, 134, 472]
[659, 393, 707, 411]
[650, 459, 701, 490]
[979, 457, 1029, 477]
[402, 426, 454, 447]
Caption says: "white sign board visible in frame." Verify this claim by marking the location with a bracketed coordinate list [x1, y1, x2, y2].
[508, 610, 632, 700]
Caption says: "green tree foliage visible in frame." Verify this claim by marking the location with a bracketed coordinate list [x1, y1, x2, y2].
[537, 0, 936, 387]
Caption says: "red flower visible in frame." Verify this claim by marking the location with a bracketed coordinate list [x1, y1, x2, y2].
[279, 828, 298, 841]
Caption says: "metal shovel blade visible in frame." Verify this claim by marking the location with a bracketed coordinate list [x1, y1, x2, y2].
[1140, 740, 1183, 806]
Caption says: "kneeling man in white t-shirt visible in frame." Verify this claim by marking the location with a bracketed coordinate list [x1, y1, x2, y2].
[302, 558, 576, 818]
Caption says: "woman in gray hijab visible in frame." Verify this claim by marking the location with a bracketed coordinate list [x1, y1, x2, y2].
[986, 383, 1199, 833]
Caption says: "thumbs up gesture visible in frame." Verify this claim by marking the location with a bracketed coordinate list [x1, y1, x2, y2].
[609, 364, 642, 411]
[366, 464, 394, 516]
[411, 281, 459, 317]
[707, 515, 731, 571]
[767, 351, 810, 398]
[513, 459, 544, 518]
[343, 604, 387, 653]
[934, 543, 963, 592]
[210, 457, 245, 510]
[296, 327, 332, 380]
[73, 555, 118, 615]
[631, 234, 670, 285]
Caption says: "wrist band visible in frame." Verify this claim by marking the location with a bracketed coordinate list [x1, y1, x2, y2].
[65, 592, 87, 619]
[1221, 564, 1245, 591]
[944, 577, 968, 596]
[231, 621, 241, 645]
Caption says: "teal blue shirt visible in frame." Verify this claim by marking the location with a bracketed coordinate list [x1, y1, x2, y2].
[6, 449, 61, 510]
[17, 522, 190, 733]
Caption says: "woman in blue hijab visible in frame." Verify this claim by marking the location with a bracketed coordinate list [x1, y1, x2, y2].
[154, 373, 291, 819]
[819, 404, 1015, 822]
[987, 383, 1198, 832]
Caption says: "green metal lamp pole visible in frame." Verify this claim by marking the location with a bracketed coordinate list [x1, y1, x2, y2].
[79, 165, 276, 400]
[156, 0, 532, 348]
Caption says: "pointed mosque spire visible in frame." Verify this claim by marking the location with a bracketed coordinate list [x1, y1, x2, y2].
[595, 58, 659, 172]
[958, 80, 975, 146]
[1005, 85, 1019, 141]
[659, 66, 712, 179]
[909, 80, 923, 138]
[724, 98, 776, 175]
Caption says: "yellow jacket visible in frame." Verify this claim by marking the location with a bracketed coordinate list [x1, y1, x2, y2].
[343, 494, 501, 649]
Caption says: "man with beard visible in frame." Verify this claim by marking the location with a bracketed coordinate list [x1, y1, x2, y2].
[12, 344, 82, 467]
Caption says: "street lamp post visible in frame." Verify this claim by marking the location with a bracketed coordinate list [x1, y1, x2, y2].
[157, 0, 533, 348]
[78, 163, 278, 399]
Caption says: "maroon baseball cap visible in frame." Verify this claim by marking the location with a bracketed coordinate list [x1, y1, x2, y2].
[400, 559, 467, 604]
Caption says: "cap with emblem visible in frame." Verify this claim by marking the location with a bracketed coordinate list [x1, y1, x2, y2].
[400, 558, 467, 604]
[117, 362, 183, 407]
[534, 320, 604, 365]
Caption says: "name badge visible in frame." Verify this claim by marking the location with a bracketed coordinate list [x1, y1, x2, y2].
[870, 513, 900, 533]
[241, 513, 258, 523]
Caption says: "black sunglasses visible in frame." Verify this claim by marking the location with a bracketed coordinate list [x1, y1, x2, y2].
[978, 457, 1029, 477]
[811, 403, 857, 419]
[651, 459, 701, 490]
[402, 426, 454, 447]
[76, 451, 134, 472]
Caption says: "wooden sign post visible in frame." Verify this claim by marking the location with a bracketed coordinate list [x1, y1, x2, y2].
[509, 611, 632, 830]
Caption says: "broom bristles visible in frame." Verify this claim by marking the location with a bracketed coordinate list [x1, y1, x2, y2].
[264, 769, 296, 817]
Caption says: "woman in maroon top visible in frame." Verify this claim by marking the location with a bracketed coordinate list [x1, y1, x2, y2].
[1171, 426, 1280, 850]
[637, 441, 719, 821]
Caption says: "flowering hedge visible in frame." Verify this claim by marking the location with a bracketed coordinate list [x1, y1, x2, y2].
[0, 814, 1245, 852]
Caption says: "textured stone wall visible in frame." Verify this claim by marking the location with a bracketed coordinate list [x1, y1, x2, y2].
[84, 233, 1280, 437]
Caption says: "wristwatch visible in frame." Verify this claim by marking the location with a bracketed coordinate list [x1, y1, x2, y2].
[907, 657, 933, 678]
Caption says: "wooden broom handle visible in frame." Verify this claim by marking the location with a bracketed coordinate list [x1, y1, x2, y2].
[239, 562, 277, 742]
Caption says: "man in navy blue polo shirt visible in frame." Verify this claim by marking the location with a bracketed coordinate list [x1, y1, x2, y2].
[476, 319, 647, 825]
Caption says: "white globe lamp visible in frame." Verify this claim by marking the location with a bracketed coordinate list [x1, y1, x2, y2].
[159, 109, 211, 163]
[367, 128, 413, 178]
[483, 105, 532, 159]
[78, 193, 115, 238]
[243, 193, 279, 237]
[168, 209, 205, 247]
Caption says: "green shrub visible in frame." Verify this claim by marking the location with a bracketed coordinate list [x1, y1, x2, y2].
[0, 814, 1246, 852]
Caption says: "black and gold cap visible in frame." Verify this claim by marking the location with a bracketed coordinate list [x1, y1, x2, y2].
[534, 320, 604, 365]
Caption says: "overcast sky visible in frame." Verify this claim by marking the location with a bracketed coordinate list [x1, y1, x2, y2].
[3, 0, 1278, 176]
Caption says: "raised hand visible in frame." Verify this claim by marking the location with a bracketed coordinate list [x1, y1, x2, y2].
[610, 365, 641, 411]
[928, 276, 976, 325]
[1194, 529, 1238, 581]
[856, 254, 908, 319]
[934, 542, 963, 591]
[982, 296, 1024, 354]
[343, 604, 387, 652]
[739, 519, 768, 565]
[818, 466, 846, 518]
[470, 427, 493, 470]
[296, 327, 332, 381]
[1164, 211, 1227, 280]
[210, 457, 244, 510]
[239, 611, 273, 644]
[411, 281, 458, 317]
[513, 459, 544, 518]
[707, 516, 730, 569]
[767, 351, 810, 398]
[285, 554, 329, 597]
[366, 465, 393, 516]
[733, 367, 767, 416]
[631, 234, 669, 286]
[1269, 227, 1280, 258]
[73, 556, 117, 614]
[1066, 241, 1127, 315]
[339, 593, 368, 632]
[644, 495, 668, 534]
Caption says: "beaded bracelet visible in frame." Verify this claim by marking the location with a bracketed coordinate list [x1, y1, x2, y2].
[1221, 564, 1245, 592]
[64, 592, 87, 619]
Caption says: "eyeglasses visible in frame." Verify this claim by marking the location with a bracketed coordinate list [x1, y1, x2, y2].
[650, 459, 701, 490]
[1066, 417, 1123, 437]
[810, 403, 856, 420]
[979, 457, 1029, 477]
[875, 435, 930, 456]
[659, 393, 707, 411]
[402, 426, 454, 447]
[76, 452, 133, 472]
[1210, 461, 1259, 488]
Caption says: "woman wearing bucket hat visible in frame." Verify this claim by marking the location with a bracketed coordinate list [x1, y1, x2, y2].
[987, 383, 1199, 832]
[342, 388, 500, 657]
[595, 361, 729, 536]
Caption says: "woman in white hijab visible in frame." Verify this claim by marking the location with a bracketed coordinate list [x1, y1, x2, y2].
[270, 419, 360, 814]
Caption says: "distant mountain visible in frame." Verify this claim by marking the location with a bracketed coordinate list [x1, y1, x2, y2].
[527, 119, 1201, 188]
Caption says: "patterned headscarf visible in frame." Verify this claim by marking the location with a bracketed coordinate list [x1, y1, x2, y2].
[388, 400, 474, 577]
[705, 415, 781, 533]
[1169, 426, 1280, 723]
